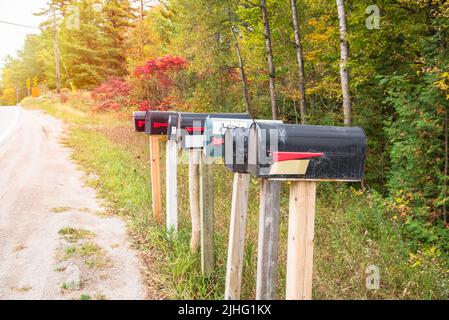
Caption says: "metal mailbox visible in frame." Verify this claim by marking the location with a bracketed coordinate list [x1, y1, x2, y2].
[203, 117, 254, 159]
[167, 113, 179, 141]
[247, 122, 367, 181]
[224, 120, 283, 174]
[145, 111, 178, 136]
[178, 113, 251, 149]
[224, 127, 251, 173]
[133, 111, 147, 132]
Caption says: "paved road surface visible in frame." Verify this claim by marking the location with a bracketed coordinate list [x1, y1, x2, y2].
[0, 106, 145, 300]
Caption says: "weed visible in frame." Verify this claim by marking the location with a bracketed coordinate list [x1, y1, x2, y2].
[59, 227, 95, 243]
[51, 206, 73, 213]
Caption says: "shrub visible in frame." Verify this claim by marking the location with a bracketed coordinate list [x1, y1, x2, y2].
[91, 77, 131, 112]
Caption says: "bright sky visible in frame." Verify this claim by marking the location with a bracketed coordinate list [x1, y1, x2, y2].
[0, 0, 48, 69]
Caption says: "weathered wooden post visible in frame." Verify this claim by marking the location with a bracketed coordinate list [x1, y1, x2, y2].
[180, 113, 251, 275]
[188, 148, 201, 252]
[247, 122, 367, 300]
[179, 113, 208, 254]
[133, 111, 162, 223]
[225, 172, 250, 299]
[256, 179, 281, 300]
[202, 118, 254, 296]
[223, 120, 282, 300]
[166, 114, 179, 232]
[145, 111, 177, 226]
[286, 180, 316, 299]
[149, 135, 162, 224]
[199, 152, 214, 275]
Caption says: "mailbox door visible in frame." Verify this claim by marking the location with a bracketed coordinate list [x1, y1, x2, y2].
[179, 113, 207, 149]
[179, 113, 251, 150]
[145, 111, 177, 135]
[224, 127, 251, 173]
[167, 113, 179, 141]
[133, 111, 147, 132]
[204, 117, 253, 159]
[248, 122, 367, 181]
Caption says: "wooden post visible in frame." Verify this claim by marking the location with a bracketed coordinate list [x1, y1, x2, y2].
[166, 139, 178, 232]
[225, 173, 250, 300]
[189, 149, 201, 253]
[256, 179, 281, 300]
[286, 181, 317, 300]
[149, 135, 162, 224]
[199, 152, 215, 276]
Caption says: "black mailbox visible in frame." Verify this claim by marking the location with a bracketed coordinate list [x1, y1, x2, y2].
[167, 113, 179, 141]
[145, 111, 178, 136]
[203, 117, 254, 159]
[224, 127, 251, 173]
[224, 120, 283, 173]
[133, 111, 146, 132]
[247, 122, 367, 181]
[178, 113, 251, 149]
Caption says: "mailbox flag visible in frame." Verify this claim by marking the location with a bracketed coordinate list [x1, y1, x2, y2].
[272, 152, 324, 162]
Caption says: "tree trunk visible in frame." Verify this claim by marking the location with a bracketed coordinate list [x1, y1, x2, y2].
[260, 0, 277, 120]
[53, 8, 61, 95]
[444, 107, 448, 225]
[227, 0, 252, 115]
[290, 0, 307, 124]
[336, 0, 351, 126]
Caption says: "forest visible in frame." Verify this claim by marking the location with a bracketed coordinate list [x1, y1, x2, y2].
[1, 0, 449, 298]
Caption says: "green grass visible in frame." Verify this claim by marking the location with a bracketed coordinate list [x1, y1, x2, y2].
[59, 227, 95, 243]
[80, 294, 91, 300]
[23, 96, 449, 300]
[62, 242, 111, 269]
[51, 206, 74, 213]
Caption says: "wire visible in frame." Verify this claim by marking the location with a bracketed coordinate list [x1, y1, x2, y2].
[59, 52, 76, 92]
[0, 20, 40, 30]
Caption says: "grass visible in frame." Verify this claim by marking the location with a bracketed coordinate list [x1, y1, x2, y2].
[51, 206, 74, 213]
[80, 294, 91, 300]
[59, 227, 95, 243]
[21, 95, 449, 300]
[63, 242, 112, 269]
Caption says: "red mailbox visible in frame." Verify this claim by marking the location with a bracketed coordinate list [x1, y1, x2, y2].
[145, 111, 178, 136]
[133, 111, 146, 132]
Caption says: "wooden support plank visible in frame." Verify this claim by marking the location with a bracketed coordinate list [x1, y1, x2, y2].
[199, 152, 215, 276]
[188, 149, 201, 253]
[149, 135, 162, 224]
[166, 139, 178, 232]
[286, 181, 317, 300]
[256, 179, 281, 300]
[225, 173, 250, 300]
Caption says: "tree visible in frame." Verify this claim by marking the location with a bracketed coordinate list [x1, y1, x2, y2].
[290, 0, 307, 124]
[102, 0, 136, 75]
[336, 0, 351, 126]
[260, 0, 277, 120]
[227, 0, 251, 114]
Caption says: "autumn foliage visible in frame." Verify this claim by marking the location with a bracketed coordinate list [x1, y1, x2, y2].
[91, 77, 131, 112]
[134, 55, 188, 87]
[133, 55, 188, 111]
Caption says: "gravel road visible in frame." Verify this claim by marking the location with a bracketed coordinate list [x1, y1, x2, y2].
[0, 107, 145, 300]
